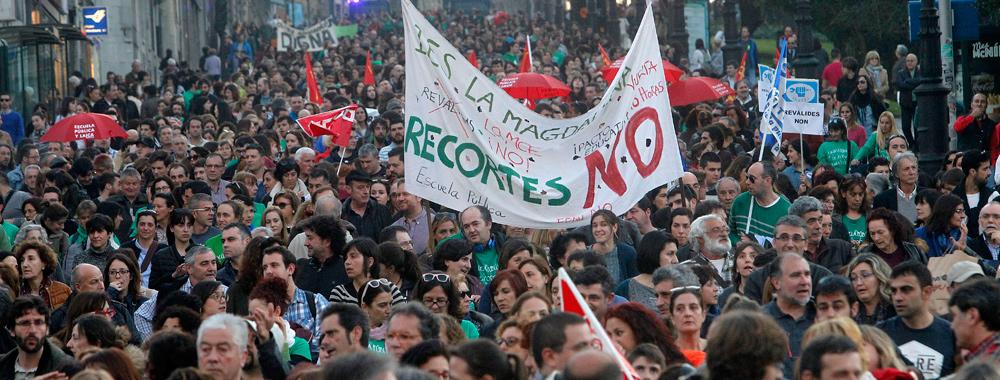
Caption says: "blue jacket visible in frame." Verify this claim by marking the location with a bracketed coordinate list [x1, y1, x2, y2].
[1, 110, 24, 146]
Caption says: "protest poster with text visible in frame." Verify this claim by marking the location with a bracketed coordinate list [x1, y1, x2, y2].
[276, 19, 357, 52]
[782, 78, 824, 135]
[402, 0, 682, 228]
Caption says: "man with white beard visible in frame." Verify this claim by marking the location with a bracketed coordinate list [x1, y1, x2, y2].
[680, 214, 734, 288]
[967, 202, 1000, 278]
[742, 215, 835, 304]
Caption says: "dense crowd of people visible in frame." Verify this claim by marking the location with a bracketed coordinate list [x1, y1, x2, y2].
[0, 4, 998, 380]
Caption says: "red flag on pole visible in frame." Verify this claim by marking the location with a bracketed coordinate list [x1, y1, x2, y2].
[304, 52, 323, 105]
[599, 43, 612, 68]
[519, 35, 533, 73]
[558, 268, 641, 380]
[363, 50, 375, 86]
[467, 50, 479, 68]
[735, 43, 749, 82]
[296, 104, 358, 147]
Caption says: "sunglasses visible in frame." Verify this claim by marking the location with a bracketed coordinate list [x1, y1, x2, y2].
[747, 174, 758, 183]
[360, 278, 391, 301]
[422, 273, 450, 283]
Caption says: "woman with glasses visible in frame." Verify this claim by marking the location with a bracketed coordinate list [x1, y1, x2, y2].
[838, 176, 870, 248]
[104, 251, 154, 314]
[670, 287, 707, 358]
[589, 210, 639, 285]
[261, 206, 290, 244]
[375, 241, 422, 300]
[914, 194, 969, 258]
[149, 209, 197, 292]
[859, 208, 926, 268]
[606, 302, 687, 366]
[494, 320, 530, 374]
[483, 269, 529, 338]
[817, 118, 860, 175]
[414, 271, 480, 339]
[145, 177, 174, 210]
[228, 236, 282, 316]
[270, 192, 301, 228]
[616, 231, 679, 312]
[846, 254, 897, 325]
[191, 280, 227, 318]
[330, 238, 405, 305]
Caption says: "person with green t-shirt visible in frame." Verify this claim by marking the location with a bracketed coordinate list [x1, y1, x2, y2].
[838, 177, 869, 248]
[458, 205, 502, 287]
[729, 161, 791, 245]
[317, 303, 371, 362]
[817, 118, 859, 175]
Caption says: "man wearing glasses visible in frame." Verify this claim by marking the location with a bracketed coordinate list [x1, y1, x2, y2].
[0, 92, 25, 145]
[0, 296, 74, 378]
[728, 161, 791, 245]
[743, 216, 833, 305]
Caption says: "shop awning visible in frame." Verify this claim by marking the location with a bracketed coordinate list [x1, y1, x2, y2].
[41, 23, 91, 42]
[0, 25, 60, 45]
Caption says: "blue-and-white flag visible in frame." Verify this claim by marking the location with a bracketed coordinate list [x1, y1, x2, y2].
[758, 40, 788, 161]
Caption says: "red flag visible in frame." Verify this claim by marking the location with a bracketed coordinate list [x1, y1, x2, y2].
[519, 35, 533, 73]
[296, 104, 358, 147]
[467, 50, 479, 68]
[558, 268, 640, 379]
[735, 44, 749, 82]
[598, 43, 612, 68]
[304, 52, 323, 105]
[363, 50, 375, 86]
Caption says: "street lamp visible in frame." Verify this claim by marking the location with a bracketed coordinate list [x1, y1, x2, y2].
[792, 0, 818, 79]
[914, 0, 950, 169]
[721, 0, 741, 71]
[667, 0, 688, 62]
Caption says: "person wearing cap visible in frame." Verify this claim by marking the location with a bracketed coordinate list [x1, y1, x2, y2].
[947, 261, 985, 293]
[341, 170, 391, 240]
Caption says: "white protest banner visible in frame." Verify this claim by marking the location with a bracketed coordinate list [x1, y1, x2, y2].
[758, 64, 776, 111]
[276, 18, 339, 52]
[403, 0, 682, 228]
[782, 78, 824, 135]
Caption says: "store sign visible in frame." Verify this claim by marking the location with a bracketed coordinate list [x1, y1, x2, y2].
[82, 7, 108, 35]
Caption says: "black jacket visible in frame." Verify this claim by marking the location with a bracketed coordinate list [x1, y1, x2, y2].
[808, 238, 855, 275]
[858, 241, 928, 265]
[149, 244, 194, 293]
[952, 183, 995, 236]
[0, 338, 75, 380]
[894, 68, 920, 108]
[873, 186, 925, 214]
[960, 234, 999, 278]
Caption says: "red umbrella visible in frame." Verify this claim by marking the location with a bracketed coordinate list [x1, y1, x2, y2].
[498, 72, 571, 100]
[41, 113, 128, 142]
[667, 77, 735, 107]
[602, 57, 684, 85]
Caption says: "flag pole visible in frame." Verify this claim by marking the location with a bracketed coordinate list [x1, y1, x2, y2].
[335, 149, 346, 176]
[800, 138, 805, 174]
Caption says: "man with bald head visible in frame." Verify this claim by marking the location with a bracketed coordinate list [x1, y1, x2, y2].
[563, 350, 622, 380]
[895, 53, 920, 148]
[51, 264, 139, 341]
[968, 201, 1000, 278]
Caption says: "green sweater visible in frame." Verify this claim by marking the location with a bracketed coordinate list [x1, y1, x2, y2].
[852, 132, 889, 162]
[729, 191, 791, 242]
[817, 140, 859, 175]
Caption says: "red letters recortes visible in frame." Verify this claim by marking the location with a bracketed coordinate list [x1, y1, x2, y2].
[583, 107, 663, 209]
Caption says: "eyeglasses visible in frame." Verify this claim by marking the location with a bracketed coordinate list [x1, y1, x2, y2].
[422, 273, 450, 283]
[110, 269, 130, 277]
[422, 297, 448, 306]
[210, 291, 228, 302]
[670, 285, 701, 292]
[850, 271, 875, 282]
[497, 336, 521, 347]
[747, 174, 757, 183]
[360, 278, 391, 301]
[460, 290, 472, 298]
[775, 234, 807, 242]
[15, 319, 46, 328]
[275, 202, 290, 209]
